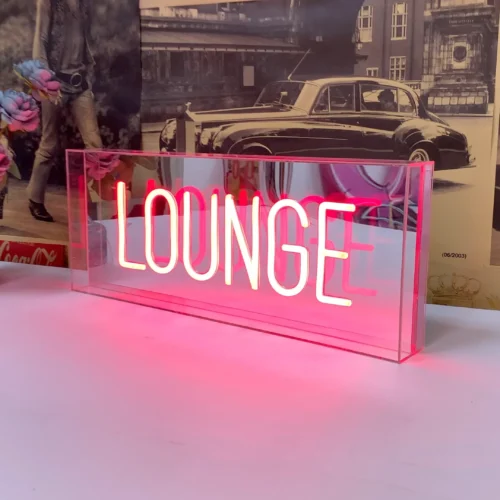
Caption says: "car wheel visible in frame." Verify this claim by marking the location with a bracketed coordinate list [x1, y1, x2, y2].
[409, 147, 431, 162]
[243, 146, 272, 156]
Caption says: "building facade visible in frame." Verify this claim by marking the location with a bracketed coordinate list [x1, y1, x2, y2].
[353, 0, 499, 114]
[354, 0, 426, 87]
[290, 0, 368, 77]
[140, 2, 303, 122]
[422, 0, 498, 115]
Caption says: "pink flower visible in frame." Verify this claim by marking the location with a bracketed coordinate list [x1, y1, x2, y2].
[86, 152, 121, 181]
[14, 60, 61, 104]
[0, 144, 12, 181]
[0, 90, 40, 132]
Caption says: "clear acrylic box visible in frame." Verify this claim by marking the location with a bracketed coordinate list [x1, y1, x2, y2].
[66, 150, 433, 362]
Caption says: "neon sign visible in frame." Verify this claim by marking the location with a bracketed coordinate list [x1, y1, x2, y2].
[116, 181, 378, 307]
[66, 150, 433, 362]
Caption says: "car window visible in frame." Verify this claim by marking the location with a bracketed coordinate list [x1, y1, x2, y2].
[313, 84, 355, 113]
[255, 81, 305, 107]
[360, 84, 416, 114]
[398, 89, 417, 114]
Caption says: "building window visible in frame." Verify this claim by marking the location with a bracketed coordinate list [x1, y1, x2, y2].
[141, 51, 157, 83]
[389, 56, 406, 80]
[391, 2, 407, 40]
[170, 52, 185, 78]
[357, 6, 373, 43]
[224, 53, 237, 77]
[439, 0, 486, 7]
[158, 51, 169, 80]
[243, 65, 255, 87]
[366, 67, 379, 77]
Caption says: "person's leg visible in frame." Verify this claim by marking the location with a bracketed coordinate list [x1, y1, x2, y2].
[70, 90, 103, 149]
[27, 99, 62, 221]
[70, 90, 104, 221]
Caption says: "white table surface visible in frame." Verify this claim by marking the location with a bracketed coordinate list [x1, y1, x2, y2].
[1, 262, 499, 500]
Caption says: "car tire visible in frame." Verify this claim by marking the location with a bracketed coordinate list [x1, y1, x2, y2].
[409, 147, 432, 162]
[242, 145, 272, 156]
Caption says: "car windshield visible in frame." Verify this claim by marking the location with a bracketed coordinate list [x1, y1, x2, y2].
[255, 81, 305, 107]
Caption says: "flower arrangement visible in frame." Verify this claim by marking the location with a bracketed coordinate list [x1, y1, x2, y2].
[0, 89, 40, 133]
[86, 152, 121, 181]
[0, 144, 12, 181]
[87, 154, 158, 203]
[14, 60, 62, 105]
[0, 59, 62, 189]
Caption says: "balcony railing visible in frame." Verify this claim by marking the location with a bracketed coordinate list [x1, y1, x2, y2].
[405, 80, 422, 95]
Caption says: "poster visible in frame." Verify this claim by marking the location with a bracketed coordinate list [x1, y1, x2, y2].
[0, 0, 141, 264]
[137, 0, 500, 310]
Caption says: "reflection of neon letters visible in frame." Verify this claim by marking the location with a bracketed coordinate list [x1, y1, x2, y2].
[116, 181, 377, 307]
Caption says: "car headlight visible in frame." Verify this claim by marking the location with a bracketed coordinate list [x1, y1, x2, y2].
[160, 120, 178, 152]
[163, 120, 176, 140]
[467, 143, 475, 164]
[199, 128, 217, 147]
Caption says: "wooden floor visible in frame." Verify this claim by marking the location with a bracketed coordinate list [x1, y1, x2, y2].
[0, 179, 68, 243]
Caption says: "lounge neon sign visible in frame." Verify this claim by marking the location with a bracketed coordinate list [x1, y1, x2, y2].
[116, 181, 377, 307]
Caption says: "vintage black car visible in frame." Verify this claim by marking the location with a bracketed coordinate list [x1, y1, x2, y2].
[160, 77, 474, 170]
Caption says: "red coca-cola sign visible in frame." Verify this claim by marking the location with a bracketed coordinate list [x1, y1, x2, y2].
[0, 240, 66, 267]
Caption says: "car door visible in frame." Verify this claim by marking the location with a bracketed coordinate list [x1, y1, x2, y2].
[357, 83, 418, 160]
[306, 83, 365, 158]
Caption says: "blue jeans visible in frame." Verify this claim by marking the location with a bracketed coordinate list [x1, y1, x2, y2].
[28, 89, 102, 204]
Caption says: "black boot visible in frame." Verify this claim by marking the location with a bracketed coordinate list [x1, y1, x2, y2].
[0, 186, 7, 220]
[29, 199, 54, 222]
